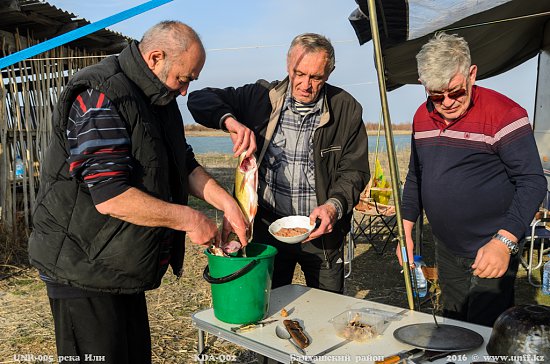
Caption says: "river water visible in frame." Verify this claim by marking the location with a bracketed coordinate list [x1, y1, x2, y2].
[187, 134, 411, 154]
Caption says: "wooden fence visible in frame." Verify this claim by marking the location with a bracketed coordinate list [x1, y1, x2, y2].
[0, 29, 106, 235]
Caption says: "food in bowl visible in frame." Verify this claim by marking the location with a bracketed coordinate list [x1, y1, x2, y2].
[329, 310, 384, 342]
[340, 313, 377, 341]
[274, 227, 309, 237]
[268, 216, 315, 244]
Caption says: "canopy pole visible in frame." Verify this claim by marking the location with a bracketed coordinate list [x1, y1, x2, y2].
[366, 0, 415, 310]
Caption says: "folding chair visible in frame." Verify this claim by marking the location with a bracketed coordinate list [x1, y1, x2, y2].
[350, 179, 398, 255]
[521, 190, 550, 287]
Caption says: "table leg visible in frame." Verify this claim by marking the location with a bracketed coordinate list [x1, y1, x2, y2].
[197, 328, 205, 364]
[257, 354, 281, 364]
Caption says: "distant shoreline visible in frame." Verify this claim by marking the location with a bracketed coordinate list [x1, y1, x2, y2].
[185, 129, 412, 137]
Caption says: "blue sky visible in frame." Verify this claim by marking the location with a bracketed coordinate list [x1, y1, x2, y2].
[47, 0, 538, 125]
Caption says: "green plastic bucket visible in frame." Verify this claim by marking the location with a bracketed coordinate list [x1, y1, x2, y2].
[203, 243, 277, 324]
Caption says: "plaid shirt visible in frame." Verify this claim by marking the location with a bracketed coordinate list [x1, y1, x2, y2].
[258, 86, 324, 216]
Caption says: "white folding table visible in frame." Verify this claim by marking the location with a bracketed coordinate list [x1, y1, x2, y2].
[192, 284, 492, 364]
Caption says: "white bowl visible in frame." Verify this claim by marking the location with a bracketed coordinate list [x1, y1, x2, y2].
[268, 215, 315, 244]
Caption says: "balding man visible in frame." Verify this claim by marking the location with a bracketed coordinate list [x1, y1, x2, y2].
[28, 21, 248, 363]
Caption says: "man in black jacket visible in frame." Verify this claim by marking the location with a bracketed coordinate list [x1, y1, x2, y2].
[28, 21, 249, 363]
[188, 33, 370, 294]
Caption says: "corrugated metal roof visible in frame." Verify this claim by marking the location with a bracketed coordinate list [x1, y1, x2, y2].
[0, 0, 133, 54]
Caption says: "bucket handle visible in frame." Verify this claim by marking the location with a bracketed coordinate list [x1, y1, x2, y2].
[203, 259, 260, 284]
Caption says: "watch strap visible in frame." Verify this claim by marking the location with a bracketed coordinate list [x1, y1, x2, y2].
[492, 233, 519, 255]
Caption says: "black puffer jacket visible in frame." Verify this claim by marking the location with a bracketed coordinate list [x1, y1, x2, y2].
[28, 41, 198, 293]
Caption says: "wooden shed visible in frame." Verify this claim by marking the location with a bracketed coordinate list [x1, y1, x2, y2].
[0, 0, 131, 232]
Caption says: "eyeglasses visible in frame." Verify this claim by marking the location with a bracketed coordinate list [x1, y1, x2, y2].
[427, 88, 467, 104]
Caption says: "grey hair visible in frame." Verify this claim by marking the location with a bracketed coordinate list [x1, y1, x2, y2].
[139, 20, 205, 60]
[288, 33, 335, 72]
[416, 32, 471, 91]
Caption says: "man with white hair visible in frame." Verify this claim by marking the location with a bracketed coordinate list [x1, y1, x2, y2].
[398, 32, 546, 326]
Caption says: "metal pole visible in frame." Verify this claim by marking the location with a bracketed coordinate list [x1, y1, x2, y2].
[366, 0, 415, 310]
[197, 329, 205, 364]
[415, 212, 424, 257]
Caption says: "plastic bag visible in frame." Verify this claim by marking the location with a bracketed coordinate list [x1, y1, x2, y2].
[371, 159, 392, 204]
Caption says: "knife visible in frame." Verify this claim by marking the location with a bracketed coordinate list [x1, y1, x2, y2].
[313, 338, 353, 357]
[375, 348, 423, 364]
[230, 319, 277, 333]
[283, 319, 310, 348]
[412, 350, 459, 363]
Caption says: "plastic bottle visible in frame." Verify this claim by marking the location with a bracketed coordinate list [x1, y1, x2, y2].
[15, 155, 24, 180]
[413, 255, 428, 298]
[542, 255, 550, 296]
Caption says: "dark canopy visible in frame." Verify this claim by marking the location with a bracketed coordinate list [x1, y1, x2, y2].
[349, 0, 550, 90]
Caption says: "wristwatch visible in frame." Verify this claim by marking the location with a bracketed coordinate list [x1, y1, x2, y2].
[492, 233, 519, 255]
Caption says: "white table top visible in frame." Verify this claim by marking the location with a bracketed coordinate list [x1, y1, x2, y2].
[192, 284, 492, 364]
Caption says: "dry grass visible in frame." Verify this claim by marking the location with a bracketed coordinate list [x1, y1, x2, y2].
[0, 148, 548, 364]
[0, 217, 31, 280]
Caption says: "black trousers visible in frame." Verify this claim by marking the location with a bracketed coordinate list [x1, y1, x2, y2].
[49, 292, 151, 364]
[435, 237, 520, 327]
[254, 208, 345, 293]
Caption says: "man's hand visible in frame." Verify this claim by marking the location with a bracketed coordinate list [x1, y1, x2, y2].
[304, 203, 337, 242]
[395, 236, 415, 267]
[185, 209, 221, 247]
[224, 116, 256, 158]
[395, 219, 415, 266]
[95, 187, 221, 247]
[221, 199, 249, 246]
[471, 239, 511, 278]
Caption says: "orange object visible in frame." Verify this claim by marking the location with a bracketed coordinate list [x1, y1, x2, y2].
[374, 348, 422, 364]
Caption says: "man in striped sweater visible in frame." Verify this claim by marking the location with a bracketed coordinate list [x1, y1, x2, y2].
[398, 33, 546, 326]
[29, 22, 251, 363]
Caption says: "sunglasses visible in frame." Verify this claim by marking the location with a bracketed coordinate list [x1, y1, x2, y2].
[427, 88, 467, 103]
